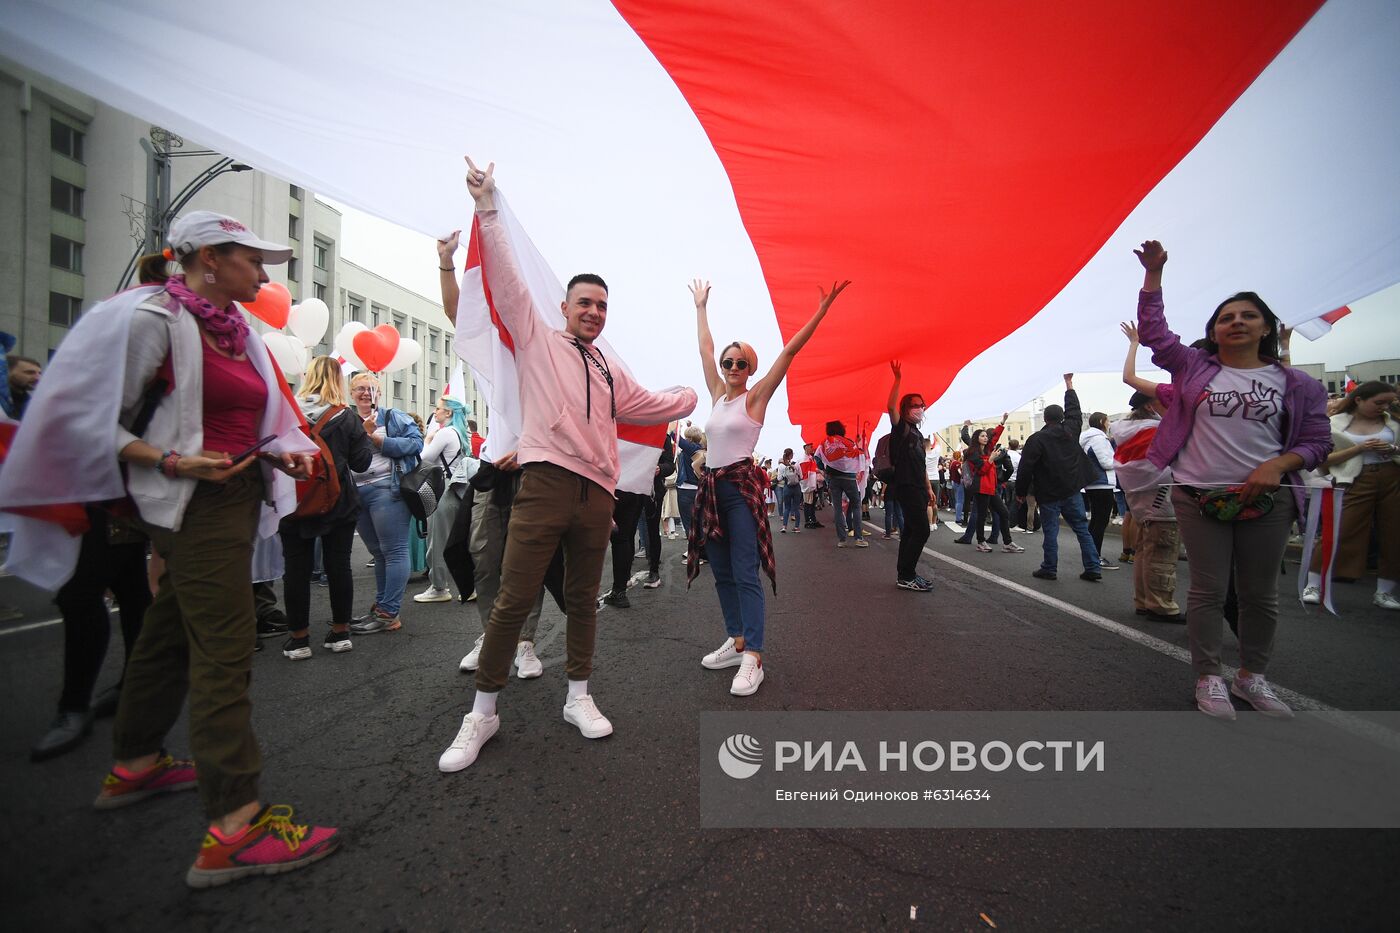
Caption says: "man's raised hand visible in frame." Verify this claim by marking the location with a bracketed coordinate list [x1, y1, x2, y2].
[465, 156, 496, 204]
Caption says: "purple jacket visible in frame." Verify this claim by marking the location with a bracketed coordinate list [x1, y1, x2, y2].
[1136, 288, 1331, 516]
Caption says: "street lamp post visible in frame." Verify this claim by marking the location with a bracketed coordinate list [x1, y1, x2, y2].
[117, 127, 252, 290]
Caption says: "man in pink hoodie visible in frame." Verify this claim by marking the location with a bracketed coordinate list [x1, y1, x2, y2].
[439, 159, 697, 773]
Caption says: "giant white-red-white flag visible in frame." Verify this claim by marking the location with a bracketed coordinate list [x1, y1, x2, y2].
[452, 193, 672, 491]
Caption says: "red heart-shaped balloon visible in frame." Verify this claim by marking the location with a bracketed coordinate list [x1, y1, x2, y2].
[241, 281, 291, 329]
[352, 324, 401, 373]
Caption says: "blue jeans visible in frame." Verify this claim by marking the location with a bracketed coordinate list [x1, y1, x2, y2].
[1037, 494, 1101, 575]
[884, 496, 904, 534]
[356, 480, 412, 615]
[953, 483, 965, 520]
[779, 484, 802, 529]
[706, 480, 766, 652]
[830, 475, 863, 542]
[677, 486, 698, 536]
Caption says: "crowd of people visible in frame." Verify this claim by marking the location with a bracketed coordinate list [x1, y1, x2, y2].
[0, 158, 1395, 892]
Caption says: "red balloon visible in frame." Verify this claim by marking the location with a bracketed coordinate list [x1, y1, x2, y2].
[241, 281, 292, 329]
[352, 324, 401, 373]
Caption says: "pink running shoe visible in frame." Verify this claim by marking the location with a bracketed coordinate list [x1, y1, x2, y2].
[186, 805, 340, 889]
[93, 750, 197, 810]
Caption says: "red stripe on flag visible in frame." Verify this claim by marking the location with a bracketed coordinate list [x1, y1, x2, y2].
[1319, 487, 1337, 606]
[614, 0, 1323, 427]
[1113, 428, 1156, 464]
[1321, 306, 1351, 324]
[617, 422, 668, 447]
[468, 215, 515, 355]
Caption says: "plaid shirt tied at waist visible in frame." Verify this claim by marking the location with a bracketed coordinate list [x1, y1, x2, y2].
[686, 460, 777, 594]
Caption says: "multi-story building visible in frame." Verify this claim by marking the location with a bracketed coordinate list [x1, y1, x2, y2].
[0, 56, 484, 428]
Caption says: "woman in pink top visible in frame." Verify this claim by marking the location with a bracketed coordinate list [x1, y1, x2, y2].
[688, 277, 849, 697]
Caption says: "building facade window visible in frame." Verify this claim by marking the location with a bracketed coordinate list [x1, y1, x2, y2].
[290, 184, 302, 200]
[287, 257, 299, 281]
[314, 282, 326, 301]
[348, 298, 363, 323]
[49, 291, 82, 327]
[288, 214, 300, 240]
[429, 362, 437, 381]
[51, 119, 84, 162]
[314, 242, 328, 269]
[50, 234, 83, 272]
[51, 178, 84, 217]
[393, 379, 404, 402]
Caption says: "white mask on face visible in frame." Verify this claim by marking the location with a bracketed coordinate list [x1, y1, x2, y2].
[908, 407, 925, 424]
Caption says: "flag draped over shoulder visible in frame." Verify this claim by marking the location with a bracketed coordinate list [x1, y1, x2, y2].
[0, 286, 315, 591]
[452, 192, 670, 487]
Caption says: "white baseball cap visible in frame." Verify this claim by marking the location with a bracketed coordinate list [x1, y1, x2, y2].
[167, 210, 294, 264]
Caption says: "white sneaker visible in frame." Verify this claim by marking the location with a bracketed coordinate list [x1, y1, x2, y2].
[1230, 674, 1294, 719]
[514, 641, 543, 679]
[730, 653, 764, 696]
[1374, 592, 1400, 611]
[414, 586, 454, 603]
[1195, 675, 1236, 720]
[459, 634, 484, 672]
[563, 694, 613, 738]
[701, 636, 744, 670]
[1300, 585, 1321, 605]
[438, 712, 499, 772]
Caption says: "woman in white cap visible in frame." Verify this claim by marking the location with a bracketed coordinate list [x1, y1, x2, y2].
[0, 210, 340, 887]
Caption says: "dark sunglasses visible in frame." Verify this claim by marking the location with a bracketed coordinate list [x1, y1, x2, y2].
[720, 358, 750, 371]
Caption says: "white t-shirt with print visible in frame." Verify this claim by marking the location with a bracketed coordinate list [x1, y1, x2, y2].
[1172, 364, 1287, 486]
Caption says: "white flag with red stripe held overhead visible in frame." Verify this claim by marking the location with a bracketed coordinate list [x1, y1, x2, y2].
[452, 193, 670, 484]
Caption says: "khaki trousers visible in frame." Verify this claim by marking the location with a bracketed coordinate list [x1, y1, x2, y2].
[1132, 520, 1180, 615]
[474, 463, 613, 692]
[113, 471, 264, 819]
[1309, 462, 1399, 582]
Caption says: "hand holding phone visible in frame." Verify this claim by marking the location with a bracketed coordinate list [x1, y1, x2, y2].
[229, 435, 279, 464]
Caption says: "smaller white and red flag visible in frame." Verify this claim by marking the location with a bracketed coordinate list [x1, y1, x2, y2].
[1292, 306, 1351, 342]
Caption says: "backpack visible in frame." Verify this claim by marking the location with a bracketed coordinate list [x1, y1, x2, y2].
[400, 450, 456, 526]
[960, 456, 978, 488]
[292, 405, 345, 518]
[872, 434, 895, 483]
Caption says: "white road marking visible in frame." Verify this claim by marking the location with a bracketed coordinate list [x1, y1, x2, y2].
[0, 617, 61, 637]
[864, 521, 1400, 751]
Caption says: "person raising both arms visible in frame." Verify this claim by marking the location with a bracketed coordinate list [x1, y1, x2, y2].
[438, 159, 697, 772]
[689, 276, 850, 696]
[1133, 240, 1330, 720]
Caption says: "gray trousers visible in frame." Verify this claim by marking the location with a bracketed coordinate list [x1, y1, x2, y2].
[470, 483, 541, 642]
[427, 486, 464, 591]
[1172, 487, 1294, 677]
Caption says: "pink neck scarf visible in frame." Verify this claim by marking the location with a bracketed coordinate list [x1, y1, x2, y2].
[164, 274, 250, 357]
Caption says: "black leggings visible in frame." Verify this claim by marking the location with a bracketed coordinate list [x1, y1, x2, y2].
[1085, 488, 1115, 556]
[973, 492, 1012, 544]
[55, 511, 151, 712]
[894, 488, 931, 581]
[281, 520, 356, 631]
[610, 491, 659, 591]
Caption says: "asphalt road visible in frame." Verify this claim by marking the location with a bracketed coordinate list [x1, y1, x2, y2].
[1, 506, 1397, 931]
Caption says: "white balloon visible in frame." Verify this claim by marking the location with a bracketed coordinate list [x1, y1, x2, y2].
[334, 322, 368, 369]
[263, 332, 307, 377]
[289, 298, 330, 347]
[383, 337, 422, 373]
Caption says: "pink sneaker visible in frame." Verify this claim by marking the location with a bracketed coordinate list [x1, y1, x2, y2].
[93, 751, 197, 810]
[1194, 676, 1237, 721]
[186, 805, 340, 888]
[1230, 674, 1294, 719]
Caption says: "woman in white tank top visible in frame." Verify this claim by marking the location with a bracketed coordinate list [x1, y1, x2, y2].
[687, 277, 850, 697]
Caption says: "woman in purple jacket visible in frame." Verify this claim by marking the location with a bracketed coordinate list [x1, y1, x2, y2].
[1134, 240, 1330, 721]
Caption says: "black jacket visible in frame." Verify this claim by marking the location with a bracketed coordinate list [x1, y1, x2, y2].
[1014, 389, 1093, 502]
[281, 406, 375, 538]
